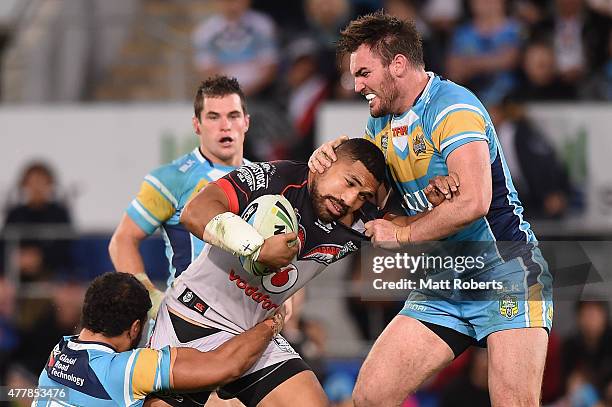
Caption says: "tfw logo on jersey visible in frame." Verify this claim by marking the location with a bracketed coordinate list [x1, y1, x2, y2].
[229, 270, 279, 311]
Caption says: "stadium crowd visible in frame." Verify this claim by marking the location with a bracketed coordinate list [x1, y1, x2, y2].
[1, 0, 612, 406]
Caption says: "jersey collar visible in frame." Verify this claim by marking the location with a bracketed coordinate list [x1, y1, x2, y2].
[193, 147, 250, 168]
[68, 337, 117, 353]
[392, 71, 436, 121]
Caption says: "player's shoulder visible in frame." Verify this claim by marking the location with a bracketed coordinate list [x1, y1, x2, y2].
[423, 77, 487, 125]
[235, 160, 307, 178]
[147, 149, 206, 183]
[232, 160, 307, 188]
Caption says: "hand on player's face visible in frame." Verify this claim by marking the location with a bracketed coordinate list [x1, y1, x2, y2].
[256, 232, 298, 270]
[308, 135, 349, 174]
[311, 159, 378, 223]
[424, 172, 460, 207]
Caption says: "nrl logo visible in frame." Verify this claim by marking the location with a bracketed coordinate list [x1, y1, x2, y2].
[182, 291, 194, 303]
[499, 295, 518, 320]
[413, 132, 426, 156]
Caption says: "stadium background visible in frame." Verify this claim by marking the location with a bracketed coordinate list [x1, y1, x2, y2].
[0, 0, 611, 405]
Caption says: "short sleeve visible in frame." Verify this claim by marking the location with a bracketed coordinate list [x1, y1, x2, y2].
[126, 169, 178, 235]
[430, 103, 488, 161]
[213, 162, 285, 215]
[106, 346, 173, 405]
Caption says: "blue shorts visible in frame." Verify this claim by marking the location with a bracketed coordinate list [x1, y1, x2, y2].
[399, 247, 553, 341]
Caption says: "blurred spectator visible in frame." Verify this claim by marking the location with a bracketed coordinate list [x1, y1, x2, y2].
[304, 0, 351, 48]
[562, 301, 612, 395]
[252, 0, 309, 39]
[580, 29, 612, 100]
[422, 0, 462, 31]
[282, 37, 330, 159]
[0, 277, 17, 384]
[421, 0, 463, 74]
[514, 0, 548, 30]
[551, 0, 588, 84]
[303, 0, 352, 76]
[446, 0, 522, 103]
[488, 98, 571, 218]
[384, 0, 445, 73]
[192, 0, 279, 97]
[2, 161, 73, 280]
[331, 53, 361, 101]
[511, 40, 577, 101]
[13, 280, 84, 377]
[438, 348, 490, 407]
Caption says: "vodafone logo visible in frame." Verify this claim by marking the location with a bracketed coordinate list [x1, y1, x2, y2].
[262, 264, 298, 294]
[228, 270, 279, 311]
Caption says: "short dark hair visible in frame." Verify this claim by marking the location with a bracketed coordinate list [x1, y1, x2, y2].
[337, 11, 424, 68]
[81, 272, 151, 337]
[194, 76, 247, 121]
[335, 138, 387, 184]
[20, 161, 55, 187]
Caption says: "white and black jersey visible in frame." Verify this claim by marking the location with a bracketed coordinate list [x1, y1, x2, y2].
[162, 161, 378, 334]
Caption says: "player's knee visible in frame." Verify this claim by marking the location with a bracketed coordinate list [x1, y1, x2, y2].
[491, 379, 541, 407]
[493, 390, 540, 407]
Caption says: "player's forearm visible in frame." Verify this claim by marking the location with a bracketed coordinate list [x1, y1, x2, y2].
[172, 322, 275, 390]
[180, 184, 230, 239]
[398, 197, 488, 243]
[213, 322, 276, 380]
[389, 212, 428, 227]
[108, 233, 147, 277]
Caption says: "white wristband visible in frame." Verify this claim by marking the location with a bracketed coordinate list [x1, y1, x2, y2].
[204, 212, 264, 257]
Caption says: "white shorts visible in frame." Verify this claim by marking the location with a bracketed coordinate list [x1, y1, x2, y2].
[149, 300, 302, 377]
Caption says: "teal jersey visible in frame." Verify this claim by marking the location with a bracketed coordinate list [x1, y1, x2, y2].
[365, 73, 535, 246]
[34, 336, 172, 407]
[126, 148, 247, 286]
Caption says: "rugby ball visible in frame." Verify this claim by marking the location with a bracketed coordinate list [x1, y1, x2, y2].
[239, 195, 299, 276]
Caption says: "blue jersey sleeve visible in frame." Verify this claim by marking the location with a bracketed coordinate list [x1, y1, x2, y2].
[126, 165, 182, 235]
[104, 346, 173, 406]
[428, 86, 490, 161]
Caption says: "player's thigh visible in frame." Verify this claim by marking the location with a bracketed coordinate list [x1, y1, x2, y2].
[353, 315, 454, 406]
[487, 327, 548, 406]
[257, 370, 329, 407]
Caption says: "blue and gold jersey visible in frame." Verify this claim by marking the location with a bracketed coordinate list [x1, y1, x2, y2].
[34, 336, 173, 406]
[126, 148, 246, 286]
[365, 73, 535, 245]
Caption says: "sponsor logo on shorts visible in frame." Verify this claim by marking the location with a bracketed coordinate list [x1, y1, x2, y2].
[404, 302, 427, 312]
[499, 295, 519, 320]
[229, 270, 279, 311]
[273, 336, 298, 355]
[177, 288, 209, 316]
